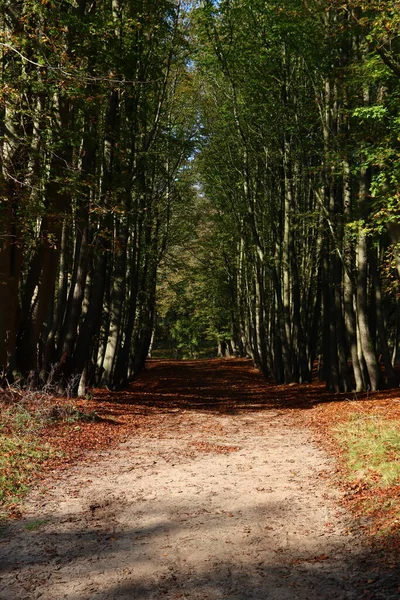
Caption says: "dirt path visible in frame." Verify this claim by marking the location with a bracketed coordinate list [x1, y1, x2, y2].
[0, 360, 397, 599]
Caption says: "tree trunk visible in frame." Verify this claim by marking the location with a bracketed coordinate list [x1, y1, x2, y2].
[356, 218, 382, 390]
[370, 250, 398, 387]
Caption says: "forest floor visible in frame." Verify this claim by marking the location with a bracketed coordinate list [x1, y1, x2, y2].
[1, 359, 400, 599]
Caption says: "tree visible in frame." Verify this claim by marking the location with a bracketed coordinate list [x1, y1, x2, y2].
[0, 0, 196, 391]
[192, 0, 399, 390]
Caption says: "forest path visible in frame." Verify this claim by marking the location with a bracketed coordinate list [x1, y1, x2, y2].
[0, 360, 395, 599]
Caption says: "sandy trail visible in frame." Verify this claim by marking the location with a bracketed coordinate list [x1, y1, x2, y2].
[0, 360, 397, 599]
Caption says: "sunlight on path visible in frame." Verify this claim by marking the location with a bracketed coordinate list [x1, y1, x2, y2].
[0, 362, 396, 599]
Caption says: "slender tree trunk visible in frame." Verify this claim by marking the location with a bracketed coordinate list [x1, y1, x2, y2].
[356, 230, 381, 390]
[17, 216, 61, 374]
[370, 250, 398, 387]
[291, 241, 311, 382]
[58, 218, 91, 360]
[42, 219, 69, 374]
[102, 220, 128, 385]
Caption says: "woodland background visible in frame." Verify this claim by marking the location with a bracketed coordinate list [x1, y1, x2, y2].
[1, 0, 399, 394]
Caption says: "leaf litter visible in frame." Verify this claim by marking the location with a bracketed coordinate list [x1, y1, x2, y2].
[0, 358, 399, 599]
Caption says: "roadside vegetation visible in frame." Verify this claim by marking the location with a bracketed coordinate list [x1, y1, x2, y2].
[335, 412, 400, 546]
[308, 388, 400, 551]
[0, 385, 98, 517]
[335, 415, 400, 488]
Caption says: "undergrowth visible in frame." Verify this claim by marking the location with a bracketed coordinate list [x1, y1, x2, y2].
[0, 435, 54, 513]
[0, 384, 97, 518]
[334, 414, 400, 488]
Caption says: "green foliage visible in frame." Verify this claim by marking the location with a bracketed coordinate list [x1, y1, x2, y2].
[352, 105, 388, 122]
[1, 0, 399, 392]
[155, 174, 235, 357]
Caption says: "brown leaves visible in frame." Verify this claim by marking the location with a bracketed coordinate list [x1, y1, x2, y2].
[188, 441, 241, 455]
[3, 356, 400, 571]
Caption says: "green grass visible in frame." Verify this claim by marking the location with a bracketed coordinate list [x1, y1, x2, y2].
[334, 414, 400, 487]
[24, 519, 47, 531]
[0, 392, 94, 517]
[0, 434, 53, 513]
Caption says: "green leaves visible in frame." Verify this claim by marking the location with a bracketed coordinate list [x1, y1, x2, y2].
[352, 105, 388, 122]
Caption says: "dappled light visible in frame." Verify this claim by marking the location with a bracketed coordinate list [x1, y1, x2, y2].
[2, 358, 400, 599]
[1, 1, 400, 598]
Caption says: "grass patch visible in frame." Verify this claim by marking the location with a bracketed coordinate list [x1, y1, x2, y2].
[0, 388, 97, 518]
[0, 435, 53, 514]
[335, 414, 400, 487]
[24, 519, 48, 531]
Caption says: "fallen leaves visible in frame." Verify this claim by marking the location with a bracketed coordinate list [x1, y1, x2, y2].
[1, 357, 400, 568]
[291, 553, 330, 565]
[188, 441, 241, 455]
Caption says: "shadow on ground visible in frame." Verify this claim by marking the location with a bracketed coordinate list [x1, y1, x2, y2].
[1, 499, 399, 600]
[95, 359, 399, 414]
[2, 358, 399, 599]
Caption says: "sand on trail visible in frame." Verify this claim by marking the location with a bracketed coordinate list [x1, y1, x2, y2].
[0, 360, 397, 600]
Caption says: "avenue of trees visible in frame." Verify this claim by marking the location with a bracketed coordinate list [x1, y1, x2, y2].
[190, 0, 400, 392]
[1, 0, 196, 391]
[1, 0, 399, 394]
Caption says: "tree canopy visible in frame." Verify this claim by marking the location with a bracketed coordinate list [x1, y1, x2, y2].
[1, 0, 399, 393]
